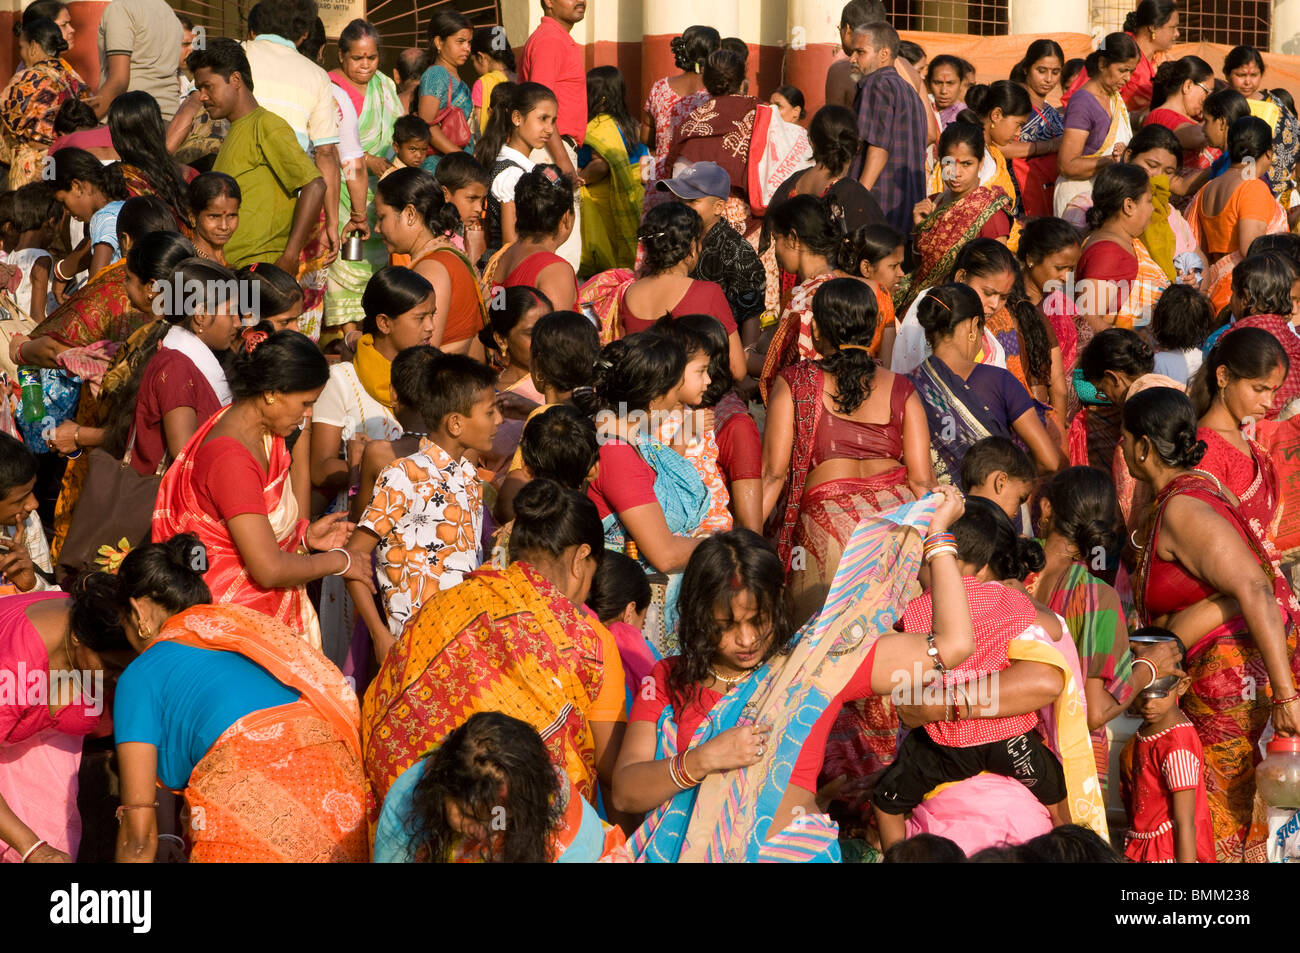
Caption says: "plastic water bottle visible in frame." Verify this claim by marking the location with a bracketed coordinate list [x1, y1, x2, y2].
[1258, 736, 1300, 862]
[17, 367, 44, 424]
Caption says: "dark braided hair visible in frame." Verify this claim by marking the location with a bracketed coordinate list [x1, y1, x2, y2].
[812, 278, 878, 414]
[958, 239, 1053, 387]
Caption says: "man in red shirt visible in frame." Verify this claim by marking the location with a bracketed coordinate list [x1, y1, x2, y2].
[519, 0, 587, 270]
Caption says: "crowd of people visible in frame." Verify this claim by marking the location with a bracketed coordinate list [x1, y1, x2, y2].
[0, 0, 1297, 864]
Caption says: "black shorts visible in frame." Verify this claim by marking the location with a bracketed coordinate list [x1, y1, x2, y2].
[872, 727, 1068, 814]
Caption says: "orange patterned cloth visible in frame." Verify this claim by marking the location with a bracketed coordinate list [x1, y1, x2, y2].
[361, 561, 625, 818]
[655, 410, 732, 535]
[153, 604, 368, 863]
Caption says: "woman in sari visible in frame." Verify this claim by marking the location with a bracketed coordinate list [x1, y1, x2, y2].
[1016, 219, 1082, 440]
[152, 330, 371, 651]
[362, 479, 628, 823]
[1144, 57, 1214, 194]
[893, 122, 1013, 315]
[325, 19, 403, 332]
[909, 283, 1065, 484]
[759, 195, 851, 400]
[927, 82, 1028, 217]
[579, 66, 648, 276]
[27, 220, 190, 561]
[1076, 163, 1169, 334]
[374, 168, 487, 359]
[105, 536, 368, 863]
[1118, 0, 1181, 115]
[1009, 40, 1066, 218]
[0, 18, 86, 189]
[0, 579, 127, 863]
[416, 10, 474, 175]
[107, 92, 197, 232]
[762, 279, 933, 621]
[1125, 387, 1300, 862]
[665, 49, 804, 241]
[1054, 33, 1139, 219]
[375, 712, 627, 863]
[642, 26, 718, 188]
[1223, 46, 1300, 208]
[612, 491, 973, 863]
[587, 333, 709, 651]
[1192, 329, 1291, 569]
[1188, 117, 1289, 316]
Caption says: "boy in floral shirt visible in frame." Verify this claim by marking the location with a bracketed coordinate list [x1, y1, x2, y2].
[346, 353, 500, 657]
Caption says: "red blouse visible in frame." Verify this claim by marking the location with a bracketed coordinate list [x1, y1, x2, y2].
[629, 649, 877, 794]
[620, 279, 737, 335]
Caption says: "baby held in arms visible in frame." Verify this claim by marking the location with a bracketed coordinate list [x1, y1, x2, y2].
[872, 498, 1070, 849]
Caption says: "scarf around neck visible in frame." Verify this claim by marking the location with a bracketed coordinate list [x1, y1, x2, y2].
[161, 324, 231, 406]
[354, 334, 394, 408]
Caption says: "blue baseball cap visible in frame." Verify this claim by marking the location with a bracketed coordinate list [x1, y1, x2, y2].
[656, 161, 730, 200]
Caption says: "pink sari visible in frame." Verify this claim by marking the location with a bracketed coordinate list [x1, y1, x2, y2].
[0, 592, 104, 862]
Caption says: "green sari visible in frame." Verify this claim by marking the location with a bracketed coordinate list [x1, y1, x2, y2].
[325, 71, 403, 328]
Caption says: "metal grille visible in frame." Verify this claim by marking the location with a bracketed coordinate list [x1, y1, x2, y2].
[165, 0, 504, 46]
[365, 0, 502, 53]
[1179, 0, 1271, 48]
[883, 0, 1009, 36]
[1089, 0, 1130, 35]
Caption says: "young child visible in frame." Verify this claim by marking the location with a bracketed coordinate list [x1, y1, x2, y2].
[189, 38, 325, 275]
[654, 315, 732, 534]
[351, 345, 441, 524]
[586, 548, 655, 712]
[1119, 631, 1216, 863]
[0, 431, 52, 595]
[769, 85, 806, 125]
[840, 223, 906, 363]
[1150, 284, 1215, 386]
[432, 151, 491, 263]
[469, 25, 516, 135]
[960, 435, 1037, 531]
[7, 182, 61, 319]
[872, 499, 1069, 849]
[475, 81, 558, 251]
[346, 352, 500, 657]
[384, 115, 433, 181]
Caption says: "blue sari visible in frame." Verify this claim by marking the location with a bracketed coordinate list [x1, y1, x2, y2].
[601, 435, 709, 651]
[627, 495, 936, 862]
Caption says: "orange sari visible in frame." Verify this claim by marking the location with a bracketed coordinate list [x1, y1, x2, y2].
[152, 604, 367, 863]
[152, 407, 322, 649]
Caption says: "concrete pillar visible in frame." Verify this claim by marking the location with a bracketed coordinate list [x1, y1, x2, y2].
[1011, 0, 1091, 36]
[1272, 0, 1300, 56]
[784, 0, 843, 118]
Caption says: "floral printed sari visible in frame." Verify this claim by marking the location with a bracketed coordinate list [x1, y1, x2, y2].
[893, 186, 1012, 314]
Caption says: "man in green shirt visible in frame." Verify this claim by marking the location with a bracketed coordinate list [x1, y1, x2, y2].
[187, 38, 325, 275]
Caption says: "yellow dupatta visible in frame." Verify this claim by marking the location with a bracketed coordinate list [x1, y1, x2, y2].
[1142, 174, 1178, 282]
[1008, 630, 1109, 839]
[579, 115, 645, 274]
[353, 334, 394, 408]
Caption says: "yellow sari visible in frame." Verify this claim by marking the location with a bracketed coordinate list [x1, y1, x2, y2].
[579, 115, 645, 275]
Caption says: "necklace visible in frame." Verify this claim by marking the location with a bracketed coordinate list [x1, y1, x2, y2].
[708, 666, 752, 688]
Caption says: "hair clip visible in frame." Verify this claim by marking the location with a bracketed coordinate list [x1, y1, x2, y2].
[248, 262, 259, 272]
[242, 328, 268, 354]
[540, 165, 563, 186]
[928, 293, 951, 312]
[839, 344, 873, 354]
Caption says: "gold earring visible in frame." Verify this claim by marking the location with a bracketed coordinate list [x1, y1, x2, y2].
[265, 394, 276, 405]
